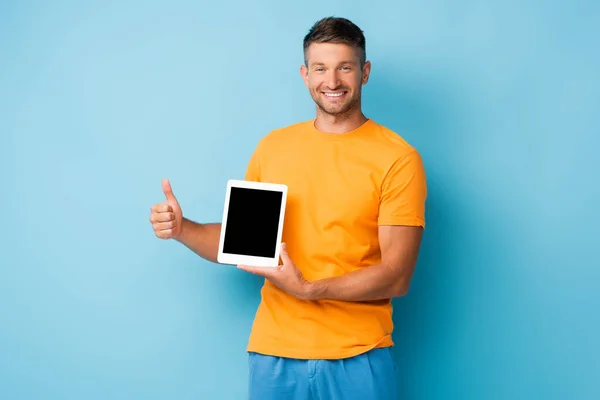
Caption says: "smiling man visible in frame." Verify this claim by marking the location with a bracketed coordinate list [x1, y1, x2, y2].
[149, 16, 427, 400]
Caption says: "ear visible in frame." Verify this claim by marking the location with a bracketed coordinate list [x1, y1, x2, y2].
[361, 60, 372, 85]
[300, 65, 309, 88]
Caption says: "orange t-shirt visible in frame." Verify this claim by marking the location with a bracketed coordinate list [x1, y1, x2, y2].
[244, 118, 427, 360]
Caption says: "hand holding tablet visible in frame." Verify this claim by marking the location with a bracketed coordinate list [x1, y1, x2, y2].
[217, 179, 288, 267]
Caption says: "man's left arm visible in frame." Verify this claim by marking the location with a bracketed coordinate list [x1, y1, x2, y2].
[306, 149, 427, 301]
[305, 225, 423, 301]
[238, 150, 427, 301]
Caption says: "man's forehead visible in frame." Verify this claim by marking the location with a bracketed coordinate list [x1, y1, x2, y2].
[305, 43, 360, 65]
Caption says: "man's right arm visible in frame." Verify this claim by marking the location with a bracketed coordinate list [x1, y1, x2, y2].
[150, 179, 222, 264]
[154, 142, 262, 264]
[175, 219, 222, 263]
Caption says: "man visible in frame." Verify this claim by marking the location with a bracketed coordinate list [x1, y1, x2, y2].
[149, 17, 426, 400]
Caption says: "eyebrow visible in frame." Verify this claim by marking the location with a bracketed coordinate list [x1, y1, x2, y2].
[311, 61, 357, 67]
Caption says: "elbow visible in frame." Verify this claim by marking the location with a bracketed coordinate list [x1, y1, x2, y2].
[391, 279, 411, 298]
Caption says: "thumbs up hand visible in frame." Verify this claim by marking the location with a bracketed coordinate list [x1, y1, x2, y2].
[150, 178, 183, 240]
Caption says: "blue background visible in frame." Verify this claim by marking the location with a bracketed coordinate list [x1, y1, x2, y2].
[1, 1, 599, 399]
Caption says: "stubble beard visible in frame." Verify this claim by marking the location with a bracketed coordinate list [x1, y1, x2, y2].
[312, 88, 362, 118]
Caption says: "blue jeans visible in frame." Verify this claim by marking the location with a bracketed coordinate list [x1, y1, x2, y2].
[247, 347, 399, 400]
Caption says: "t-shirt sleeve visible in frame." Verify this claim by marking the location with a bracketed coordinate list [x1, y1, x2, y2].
[378, 150, 427, 228]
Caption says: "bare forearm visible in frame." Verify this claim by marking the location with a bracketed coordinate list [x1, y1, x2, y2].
[305, 263, 409, 302]
[175, 218, 221, 263]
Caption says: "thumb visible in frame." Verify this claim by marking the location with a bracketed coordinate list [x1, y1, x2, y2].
[280, 243, 292, 264]
[162, 178, 178, 205]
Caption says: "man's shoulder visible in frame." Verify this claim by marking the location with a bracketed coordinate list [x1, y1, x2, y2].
[265, 120, 312, 139]
[368, 120, 421, 159]
[253, 119, 312, 149]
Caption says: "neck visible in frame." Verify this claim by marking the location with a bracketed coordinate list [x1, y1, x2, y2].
[314, 106, 368, 134]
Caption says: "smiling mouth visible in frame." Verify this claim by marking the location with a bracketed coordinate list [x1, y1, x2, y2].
[322, 91, 348, 99]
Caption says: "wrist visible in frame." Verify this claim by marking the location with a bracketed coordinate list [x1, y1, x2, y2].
[175, 217, 191, 242]
[302, 280, 325, 301]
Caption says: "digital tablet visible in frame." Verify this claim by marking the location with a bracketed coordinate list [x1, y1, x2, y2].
[217, 179, 288, 267]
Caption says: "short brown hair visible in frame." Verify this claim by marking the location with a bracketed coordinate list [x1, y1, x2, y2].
[303, 17, 366, 67]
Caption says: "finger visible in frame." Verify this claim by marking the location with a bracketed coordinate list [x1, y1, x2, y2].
[150, 212, 176, 223]
[151, 203, 173, 213]
[155, 228, 175, 239]
[162, 178, 178, 204]
[237, 265, 277, 276]
[153, 221, 175, 231]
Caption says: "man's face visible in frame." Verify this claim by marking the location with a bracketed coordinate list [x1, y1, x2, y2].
[301, 42, 371, 117]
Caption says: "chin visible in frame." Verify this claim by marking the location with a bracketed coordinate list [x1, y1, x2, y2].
[324, 107, 349, 116]
[318, 102, 354, 116]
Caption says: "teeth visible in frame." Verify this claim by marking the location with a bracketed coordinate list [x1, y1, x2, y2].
[324, 92, 344, 97]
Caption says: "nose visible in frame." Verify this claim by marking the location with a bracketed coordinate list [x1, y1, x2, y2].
[325, 69, 341, 89]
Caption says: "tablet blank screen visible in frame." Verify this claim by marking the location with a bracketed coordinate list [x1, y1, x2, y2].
[223, 187, 283, 258]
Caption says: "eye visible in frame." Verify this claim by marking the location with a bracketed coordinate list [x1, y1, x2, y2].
[341, 66, 351, 71]
[315, 68, 324, 72]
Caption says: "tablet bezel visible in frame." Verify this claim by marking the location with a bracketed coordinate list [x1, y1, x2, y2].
[217, 179, 287, 267]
